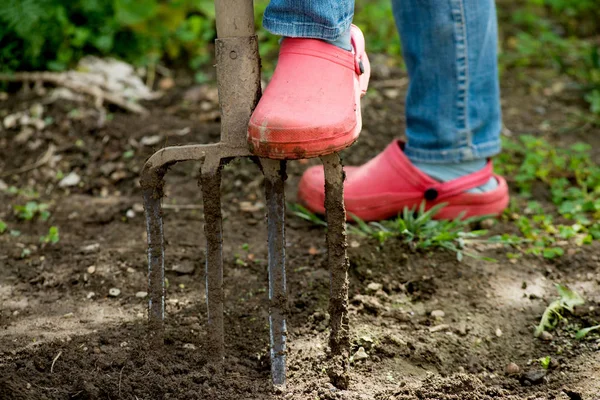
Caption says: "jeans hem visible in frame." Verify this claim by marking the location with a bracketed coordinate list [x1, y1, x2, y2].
[263, 15, 353, 41]
[404, 140, 502, 163]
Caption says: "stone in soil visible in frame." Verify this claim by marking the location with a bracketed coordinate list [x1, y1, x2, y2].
[171, 262, 195, 275]
[505, 362, 521, 375]
[430, 310, 445, 318]
[367, 282, 383, 292]
[353, 347, 369, 361]
[520, 370, 547, 386]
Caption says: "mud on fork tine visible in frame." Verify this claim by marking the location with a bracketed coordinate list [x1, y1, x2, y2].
[140, 0, 351, 390]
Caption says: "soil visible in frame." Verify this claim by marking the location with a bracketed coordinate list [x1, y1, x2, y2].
[1, 65, 599, 400]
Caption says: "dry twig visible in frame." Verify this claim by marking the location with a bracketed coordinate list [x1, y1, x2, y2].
[0, 144, 56, 178]
[0, 72, 148, 114]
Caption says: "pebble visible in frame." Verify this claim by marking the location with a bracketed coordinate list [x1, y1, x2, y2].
[81, 243, 100, 253]
[108, 288, 121, 297]
[431, 310, 445, 318]
[520, 369, 547, 385]
[353, 347, 369, 361]
[496, 328, 503, 337]
[480, 219, 495, 229]
[58, 172, 81, 187]
[140, 135, 162, 146]
[183, 343, 197, 350]
[126, 209, 136, 219]
[505, 363, 521, 375]
[539, 331, 553, 341]
[87, 265, 96, 274]
[136, 291, 148, 298]
[87, 292, 95, 299]
[367, 282, 383, 292]
[172, 262, 195, 275]
[429, 324, 450, 333]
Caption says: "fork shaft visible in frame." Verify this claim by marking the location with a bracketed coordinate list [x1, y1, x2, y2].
[261, 159, 288, 388]
[321, 153, 350, 389]
[201, 161, 225, 366]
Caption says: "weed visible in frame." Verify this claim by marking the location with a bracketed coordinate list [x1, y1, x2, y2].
[351, 203, 497, 262]
[499, 0, 600, 115]
[40, 226, 60, 244]
[20, 248, 31, 258]
[538, 356, 551, 370]
[291, 202, 497, 261]
[535, 284, 584, 337]
[122, 149, 135, 160]
[576, 325, 600, 340]
[0, 220, 6, 234]
[13, 201, 50, 221]
[289, 204, 327, 228]
[496, 135, 600, 257]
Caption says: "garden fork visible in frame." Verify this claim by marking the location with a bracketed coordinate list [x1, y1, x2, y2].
[141, 0, 351, 389]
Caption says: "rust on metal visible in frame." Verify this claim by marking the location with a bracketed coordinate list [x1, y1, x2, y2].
[321, 153, 351, 389]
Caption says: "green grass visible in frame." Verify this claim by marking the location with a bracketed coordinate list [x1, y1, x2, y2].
[496, 135, 600, 257]
[290, 202, 497, 262]
[13, 201, 51, 221]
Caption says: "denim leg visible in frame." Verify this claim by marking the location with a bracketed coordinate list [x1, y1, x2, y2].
[263, 1, 354, 41]
[392, 0, 502, 163]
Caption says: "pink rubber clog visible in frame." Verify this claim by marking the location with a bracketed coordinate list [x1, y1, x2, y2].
[298, 140, 510, 221]
[248, 25, 370, 159]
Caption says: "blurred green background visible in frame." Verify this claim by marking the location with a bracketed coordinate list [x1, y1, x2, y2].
[0, 0, 598, 113]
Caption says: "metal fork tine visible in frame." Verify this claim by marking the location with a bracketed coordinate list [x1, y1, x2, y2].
[261, 158, 288, 388]
[201, 159, 225, 367]
[321, 153, 351, 389]
[141, 169, 166, 343]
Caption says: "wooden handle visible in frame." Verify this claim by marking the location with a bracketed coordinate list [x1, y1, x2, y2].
[215, 0, 255, 38]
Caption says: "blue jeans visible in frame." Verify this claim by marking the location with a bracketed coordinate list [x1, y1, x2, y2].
[263, 0, 502, 163]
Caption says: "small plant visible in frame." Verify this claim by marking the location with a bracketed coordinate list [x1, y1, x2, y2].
[535, 284, 584, 337]
[20, 248, 31, 258]
[350, 203, 496, 262]
[0, 220, 6, 234]
[575, 324, 600, 339]
[289, 204, 327, 227]
[13, 201, 50, 221]
[496, 136, 600, 258]
[40, 226, 60, 244]
[290, 202, 497, 261]
[538, 356, 551, 369]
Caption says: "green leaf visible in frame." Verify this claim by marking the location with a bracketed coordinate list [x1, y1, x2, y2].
[114, 0, 158, 26]
[0, 220, 6, 234]
[40, 226, 59, 244]
[539, 356, 551, 369]
[542, 247, 564, 259]
[556, 284, 585, 311]
[576, 325, 600, 339]
[535, 299, 562, 337]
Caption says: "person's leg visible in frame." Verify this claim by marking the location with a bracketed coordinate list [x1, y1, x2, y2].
[297, 0, 508, 221]
[393, 0, 501, 192]
[263, 0, 353, 49]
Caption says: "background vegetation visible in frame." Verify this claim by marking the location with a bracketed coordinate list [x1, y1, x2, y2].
[0, 0, 597, 113]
